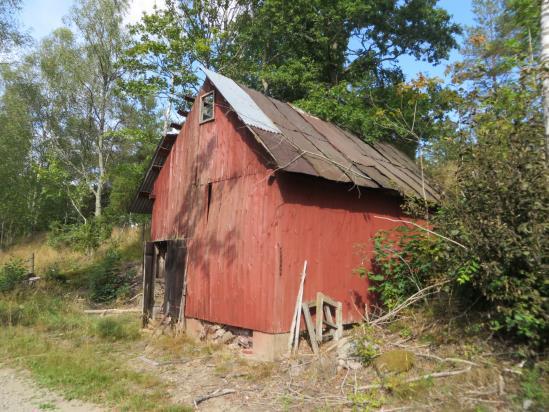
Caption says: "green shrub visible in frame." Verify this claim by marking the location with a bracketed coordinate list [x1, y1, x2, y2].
[44, 263, 67, 283]
[0, 259, 27, 293]
[88, 248, 133, 303]
[48, 219, 112, 253]
[364, 121, 548, 348]
[357, 227, 442, 310]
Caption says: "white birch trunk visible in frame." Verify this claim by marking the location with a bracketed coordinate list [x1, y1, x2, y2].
[541, 0, 549, 159]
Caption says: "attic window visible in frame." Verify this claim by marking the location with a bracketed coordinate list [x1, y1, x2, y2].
[199, 91, 215, 123]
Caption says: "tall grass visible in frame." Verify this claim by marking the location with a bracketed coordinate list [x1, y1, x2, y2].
[0, 226, 192, 411]
[0, 288, 190, 411]
[0, 226, 142, 275]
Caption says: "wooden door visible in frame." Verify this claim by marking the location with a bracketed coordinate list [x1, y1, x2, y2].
[164, 239, 187, 320]
[142, 241, 155, 326]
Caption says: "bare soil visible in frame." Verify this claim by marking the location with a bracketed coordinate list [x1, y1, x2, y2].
[0, 368, 102, 412]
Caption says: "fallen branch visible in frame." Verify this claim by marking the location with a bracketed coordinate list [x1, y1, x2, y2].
[373, 216, 468, 250]
[193, 389, 236, 406]
[368, 279, 451, 326]
[84, 308, 141, 315]
[358, 367, 471, 391]
[413, 352, 479, 367]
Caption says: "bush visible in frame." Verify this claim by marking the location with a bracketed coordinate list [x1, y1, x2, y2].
[366, 121, 548, 348]
[48, 219, 112, 253]
[44, 263, 67, 283]
[88, 248, 134, 303]
[357, 227, 443, 310]
[0, 259, 27, 293]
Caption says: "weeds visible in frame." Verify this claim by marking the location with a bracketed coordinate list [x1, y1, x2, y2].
[95, 317, 140, 341]
[0, 258, 27, 293]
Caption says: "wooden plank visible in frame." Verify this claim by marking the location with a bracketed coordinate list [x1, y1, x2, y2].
[322, 294, 339, 308]
[142, 242, 155, 327]
[335, 302, 343, 341]
[288, 261, 307, 354]
[324, 305, 334, 326]
[301, 302, 319, 355]
[315, 292, 324, 343]
[178, 251, 190, 330]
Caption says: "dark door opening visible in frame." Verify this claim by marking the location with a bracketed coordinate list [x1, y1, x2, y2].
[142, 239, 187, 326]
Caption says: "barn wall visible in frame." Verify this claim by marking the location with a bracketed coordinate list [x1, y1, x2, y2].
[150, 81, 283, 332]
[150, 81, 408, 334]
[270, 174, 406, 333]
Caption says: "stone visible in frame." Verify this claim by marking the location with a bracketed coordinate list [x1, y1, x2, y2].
[220, 330, 235, 344]
[336, 337, 364, 370]
[373, 350, 415, 374]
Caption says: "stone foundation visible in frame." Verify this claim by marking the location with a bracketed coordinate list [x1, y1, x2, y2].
[183, 318, 289, 362]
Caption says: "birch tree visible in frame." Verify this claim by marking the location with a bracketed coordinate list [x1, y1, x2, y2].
[40, 0, 129, 217]
[542, 0, 549, 157]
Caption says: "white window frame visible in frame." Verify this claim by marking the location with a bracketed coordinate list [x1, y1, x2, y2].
[199, 91, 215, 124]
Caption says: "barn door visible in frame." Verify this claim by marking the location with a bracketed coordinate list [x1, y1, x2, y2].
[164, 239, 187, 320]
[142, 241, 155, 326]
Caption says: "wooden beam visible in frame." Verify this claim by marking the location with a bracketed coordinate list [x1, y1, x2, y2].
[315, 292, 324, 343]
[301, 302, 319, 355]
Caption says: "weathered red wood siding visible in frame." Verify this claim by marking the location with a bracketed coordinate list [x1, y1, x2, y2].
[150, 81, 407, 334]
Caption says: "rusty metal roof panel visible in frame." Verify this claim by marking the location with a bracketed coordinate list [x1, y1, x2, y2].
[235, 77, 439, 200]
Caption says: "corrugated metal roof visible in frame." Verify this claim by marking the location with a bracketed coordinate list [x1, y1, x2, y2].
[202, 68, 280, 133]
[234, 81, 440, 202]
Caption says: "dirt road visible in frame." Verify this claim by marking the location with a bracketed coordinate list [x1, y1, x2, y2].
[0, 368, 102, 412]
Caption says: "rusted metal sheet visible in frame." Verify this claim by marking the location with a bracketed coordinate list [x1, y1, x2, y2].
[235, 77, 438, 201]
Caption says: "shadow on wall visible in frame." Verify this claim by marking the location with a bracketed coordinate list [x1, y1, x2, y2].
[276, 172, 404, 216]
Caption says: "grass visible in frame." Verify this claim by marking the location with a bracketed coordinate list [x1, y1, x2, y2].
[0, 286, 191, 411]
[0, 226, 143, 276]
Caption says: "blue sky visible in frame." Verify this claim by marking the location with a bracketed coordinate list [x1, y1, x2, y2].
[18, 0, 474, 82]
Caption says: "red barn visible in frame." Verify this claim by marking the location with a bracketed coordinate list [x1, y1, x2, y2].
[130, 69, 438, 360]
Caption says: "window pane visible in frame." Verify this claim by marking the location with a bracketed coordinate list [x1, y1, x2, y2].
[201, 92, 214, 122]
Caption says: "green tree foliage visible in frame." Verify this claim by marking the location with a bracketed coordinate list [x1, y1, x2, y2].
[368, 0, 548, 347]
[121, 0, 460, 152]
[0, 0, 26, 52]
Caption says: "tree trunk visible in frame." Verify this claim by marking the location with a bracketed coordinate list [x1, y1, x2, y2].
[95, 134, 104, 218]
[541, 0, 549, 160]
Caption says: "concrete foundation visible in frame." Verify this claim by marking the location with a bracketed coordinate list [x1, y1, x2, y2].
[251, 331, 290, 362]
[184, 317, 204, 341]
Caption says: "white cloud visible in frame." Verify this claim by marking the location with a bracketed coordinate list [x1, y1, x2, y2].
[125, 0, 166, 25]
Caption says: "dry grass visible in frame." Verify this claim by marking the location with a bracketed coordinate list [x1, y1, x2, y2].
[0, 226, 142, 275]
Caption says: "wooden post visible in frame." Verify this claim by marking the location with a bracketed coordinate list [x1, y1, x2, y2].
[288, 260, 307, 354]
[301, 303, 319, 355]
[315, 292, 324, 343]
[335, 301, 343, 341]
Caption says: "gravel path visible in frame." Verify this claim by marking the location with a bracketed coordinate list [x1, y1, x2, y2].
[0, 368, 103, 412]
